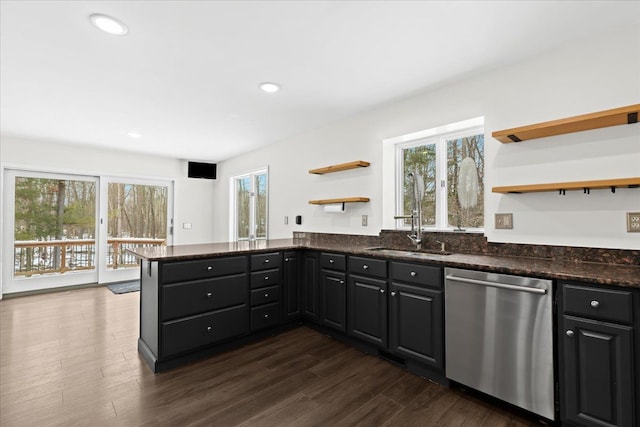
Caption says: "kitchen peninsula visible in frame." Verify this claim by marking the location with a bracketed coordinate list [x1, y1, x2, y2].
[129, 232, 640, 426]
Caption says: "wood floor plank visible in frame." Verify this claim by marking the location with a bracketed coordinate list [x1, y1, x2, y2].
[0, 286, 545, 427]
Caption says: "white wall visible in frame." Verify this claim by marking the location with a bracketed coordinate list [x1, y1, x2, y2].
[214, 25, 640, 249]
[0, 136, 217, 245]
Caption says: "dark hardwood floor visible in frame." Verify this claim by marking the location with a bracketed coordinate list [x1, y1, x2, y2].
[1, 286, 541, 426]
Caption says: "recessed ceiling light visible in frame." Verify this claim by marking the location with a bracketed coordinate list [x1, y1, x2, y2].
[127, 131, 141, 138]
[259, 82, 281, 93]
[89, 14, 128, 36]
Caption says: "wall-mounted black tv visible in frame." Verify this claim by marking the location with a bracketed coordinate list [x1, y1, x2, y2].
[188, 161, 217, 179]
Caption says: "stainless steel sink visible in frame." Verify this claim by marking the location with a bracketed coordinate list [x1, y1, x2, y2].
[364, 247, 451, 256]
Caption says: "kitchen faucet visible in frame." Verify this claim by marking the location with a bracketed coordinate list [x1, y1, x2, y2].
[394, 171, 423, 249]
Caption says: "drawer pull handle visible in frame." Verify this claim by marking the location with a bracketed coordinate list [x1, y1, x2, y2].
[206, 292, 213, 298]
[391, 291, 397, 297]
[329, 259, 335, 264]
[285, 258, 290, 262]
[264, 314, 269, 319]
[566, 330, 574, 337]
[590, 300, 600, 308]
[379, 288, 385, 294]
[264, 293, 269, 298]
[264, 259, 270, 263]
[207, 266, 213, 271]
[339, 280, 345, 284]
[264, 276, 269, 280]
[363, 265, 369, 270]
[207, 326, 213, 332]
[410, 271, 417, 277]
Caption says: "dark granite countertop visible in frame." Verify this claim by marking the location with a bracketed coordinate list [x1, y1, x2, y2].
[128, 238, 640, 289]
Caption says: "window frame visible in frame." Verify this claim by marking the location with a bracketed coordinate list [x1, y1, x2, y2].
[229, 167, 269, 242]
[391, 120, 485, 232]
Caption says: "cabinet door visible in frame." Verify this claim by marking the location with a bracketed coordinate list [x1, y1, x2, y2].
[561, 316, 635, 427]
[282, 252, 300, 321]
[321, 270, 346, 332]
[302, 252, 320, 322]
[389, 282, 443, 368]
[348, 275, 387, 348]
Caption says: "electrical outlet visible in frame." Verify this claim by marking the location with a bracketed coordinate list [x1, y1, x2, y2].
[627, 212, 640, 232]
[284, 216, 288, 225]
[183, 222, 192, 229]
[362, 215, 368, 226]
[495, 213, 513, 230]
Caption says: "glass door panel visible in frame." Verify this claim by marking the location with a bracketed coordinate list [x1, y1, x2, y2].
[99, 179, 172, 283]
[2, 170, 98, 294]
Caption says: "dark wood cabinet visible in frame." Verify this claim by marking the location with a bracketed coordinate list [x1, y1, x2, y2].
[559, 282, 638, 427]
[321, 270, 346, 332]
[302, 251, 320, 322]
[282, 251, 301, 321]
[320, 252, 347, 332]
[347, 256, 388, 348]
[249, 252, 282, 331]
[389, 261, 443, 370]
[388, 281, 443, 368]
[348, 274, 387, 347]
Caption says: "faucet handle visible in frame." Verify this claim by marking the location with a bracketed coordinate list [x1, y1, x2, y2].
[436, 240, 446, 252]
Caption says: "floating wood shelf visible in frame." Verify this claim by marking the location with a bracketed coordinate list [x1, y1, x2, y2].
[492, 177, 640, 194]
[309, 197, 370, 205]
[309, 160, 370, 174]
[492, 104, 640, 143]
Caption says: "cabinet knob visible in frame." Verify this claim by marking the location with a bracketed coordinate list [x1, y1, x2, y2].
[264, 314, 269, 319]
[206, 292, 213, 298]
[264, 259, 270, 263]
[264, 276, 269, 280]
[207, 266, 213, 271]
[379, 288, 385, 294]
[329, 259, 335, 264]
[391, 291, 396, 297]
[264, 293, 269, 298]
[566, 330, 574, 337]
[410, 271, 417, 277]
[207, 326, 213, 332]
[590, 300, 600, 308]
[339, 280, 345, 284]
[363, 265, 369, 270]
[285, 258, 290, 262]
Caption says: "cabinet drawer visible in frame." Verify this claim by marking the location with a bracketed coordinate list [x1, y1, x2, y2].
[161, 305, 248, 357]
[161, 274, 247, 320]
[162, 256, 247, 284]
[251, 302, 281, 330]
[251, 253, 282, 271]
[349, 256, 387, 279]
[563, 284, 633, 324]
[250, 269, 280, 289]
[250, 285, 280, 306]
[320, 253, 346, 271]
[391, 262, 442, 288]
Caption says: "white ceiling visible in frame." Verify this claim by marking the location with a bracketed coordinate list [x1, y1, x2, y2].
[1, 1, 639, 162]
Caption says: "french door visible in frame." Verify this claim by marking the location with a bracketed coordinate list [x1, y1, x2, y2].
[1, 169, 173, 295]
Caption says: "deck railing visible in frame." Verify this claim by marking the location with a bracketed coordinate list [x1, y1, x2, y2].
[13, 238, 165, 276]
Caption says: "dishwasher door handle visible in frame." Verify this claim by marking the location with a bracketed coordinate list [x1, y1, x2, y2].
[446, 275, 547, 295]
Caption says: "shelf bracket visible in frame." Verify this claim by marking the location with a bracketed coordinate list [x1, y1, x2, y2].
[559, 189, 566, 196]
[628, 112, 638, 124]
[507, 134, 521, 143]
[583, 188, 590, 195]
[611, 186, 616, 193]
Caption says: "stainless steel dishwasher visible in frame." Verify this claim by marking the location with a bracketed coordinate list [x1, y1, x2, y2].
[445, 267, 555, 421]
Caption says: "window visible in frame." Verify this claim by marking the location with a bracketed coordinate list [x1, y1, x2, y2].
[230, 168, 268, 241]
[392, 118, 484, 231]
